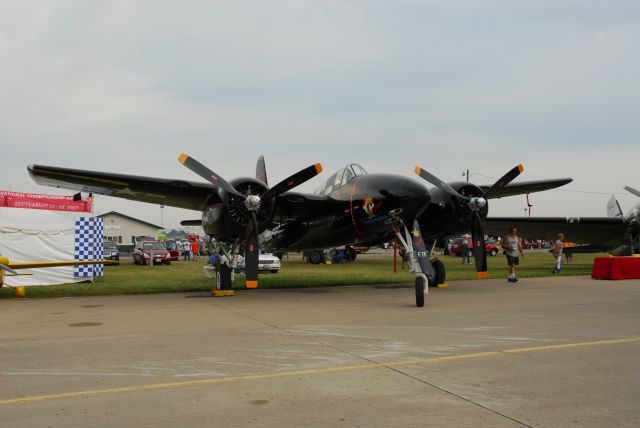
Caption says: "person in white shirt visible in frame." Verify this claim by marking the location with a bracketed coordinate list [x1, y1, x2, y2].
[502, 227, 525, 283]
[552, 233, 565, 274]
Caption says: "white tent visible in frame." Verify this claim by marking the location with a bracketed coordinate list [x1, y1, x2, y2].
[0, 208, 79, 286]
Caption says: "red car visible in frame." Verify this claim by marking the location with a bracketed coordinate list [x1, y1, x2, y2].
[450, 238, 499, 257]
[133, 240, 172, 265]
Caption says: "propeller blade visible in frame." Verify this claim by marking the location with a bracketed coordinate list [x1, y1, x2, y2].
[178, 153, 245, 198]
[414, 166, 469, 200]
[0, 263, 18, 275]
[410, 220, 435, 280]
[483, 164, 524, 199]
[624, 186, 640, 198]
[244, 213, 260, 289]
[262, 163, 323, 200]
[471, 213, 488, 279]
[256, 155, 268, 185]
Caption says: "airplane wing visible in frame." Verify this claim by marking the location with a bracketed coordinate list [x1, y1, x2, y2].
[28, 165, 216, 211]
[480, 178, 572, 199]
[484, 216, 628, 246]
[8, 260, 118, 269]
[274, 192, 338, 220]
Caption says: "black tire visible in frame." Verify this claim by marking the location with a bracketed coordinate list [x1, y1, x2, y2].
[308, 251, 323, 264]
[429, 259, 446, 287]
[415, 277, 425, 308]
[219, 266, 232, 291]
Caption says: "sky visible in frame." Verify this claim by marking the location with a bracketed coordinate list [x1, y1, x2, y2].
[1, 1, 639, 229]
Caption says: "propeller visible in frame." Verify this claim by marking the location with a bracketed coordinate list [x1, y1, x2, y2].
[179, 153, 323, 288]
[415, 164, 524, 279]
[624, 186, 640, 198]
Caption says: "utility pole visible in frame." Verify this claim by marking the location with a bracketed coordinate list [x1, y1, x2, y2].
[462, 169, 469, 182]
[160, 204, 164, 227]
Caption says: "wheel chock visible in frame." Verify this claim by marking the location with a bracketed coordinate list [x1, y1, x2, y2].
[437, 283, 448, 288]
[212, 289, 235, 297]
[15, 286, 26, 298]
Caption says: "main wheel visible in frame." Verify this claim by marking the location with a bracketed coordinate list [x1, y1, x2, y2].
[308, 251, 323, 264]
[219, 266, 232, 290]
[415, 277, 425, 307]
[428, 259, 446, 287]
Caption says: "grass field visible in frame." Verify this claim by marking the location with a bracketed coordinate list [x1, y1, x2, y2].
[0, 251, 599, 299]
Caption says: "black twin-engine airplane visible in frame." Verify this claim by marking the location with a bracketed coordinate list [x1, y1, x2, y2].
[28, 156, 571, 307]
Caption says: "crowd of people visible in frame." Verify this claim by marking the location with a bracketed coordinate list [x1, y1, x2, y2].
[172, 238, 208, 261]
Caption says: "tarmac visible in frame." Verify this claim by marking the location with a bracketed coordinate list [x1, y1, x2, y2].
[0, 275, 639, 428]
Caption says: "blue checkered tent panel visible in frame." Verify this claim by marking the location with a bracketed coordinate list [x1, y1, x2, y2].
[74, 217, 104, 278]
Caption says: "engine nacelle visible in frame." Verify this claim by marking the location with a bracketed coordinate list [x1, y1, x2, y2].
[418, 182, 488, 241]
[201, 178, 274, 242]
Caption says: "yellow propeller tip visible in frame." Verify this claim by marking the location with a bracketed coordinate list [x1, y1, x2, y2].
[178, 153, 188, 164]
[517, 164, 524, 173]
[414, 166, 422, 175]
[477, 271, 489, 279]
[246, 280, 258, 289]
[314, 163, 323, 174]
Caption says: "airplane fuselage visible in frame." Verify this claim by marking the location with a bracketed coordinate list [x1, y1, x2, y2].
[201, 173, 430, 251]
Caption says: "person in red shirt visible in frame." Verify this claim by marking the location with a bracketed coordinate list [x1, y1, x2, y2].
[191, 240, 200, 261]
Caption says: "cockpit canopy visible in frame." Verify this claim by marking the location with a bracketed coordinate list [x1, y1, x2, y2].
[315, 164, 368, 195]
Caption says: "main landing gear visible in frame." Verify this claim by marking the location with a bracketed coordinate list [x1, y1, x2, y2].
[209, 238, 240, 296]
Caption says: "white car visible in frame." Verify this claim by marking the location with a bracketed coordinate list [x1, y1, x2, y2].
[236, 253, 281, 274]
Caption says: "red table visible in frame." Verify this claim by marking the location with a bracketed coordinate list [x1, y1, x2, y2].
[591, 256, 640, 280]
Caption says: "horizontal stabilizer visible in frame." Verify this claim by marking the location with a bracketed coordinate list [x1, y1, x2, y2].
[181, 219, 203, 226]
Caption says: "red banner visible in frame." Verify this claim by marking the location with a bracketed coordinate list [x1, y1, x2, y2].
[0, 191, 92, 212]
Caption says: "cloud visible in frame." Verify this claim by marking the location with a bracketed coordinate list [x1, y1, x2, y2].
[1, 1, 638, 228]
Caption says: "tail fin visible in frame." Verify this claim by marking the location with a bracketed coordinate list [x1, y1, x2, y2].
[607, 196, 623, 217]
